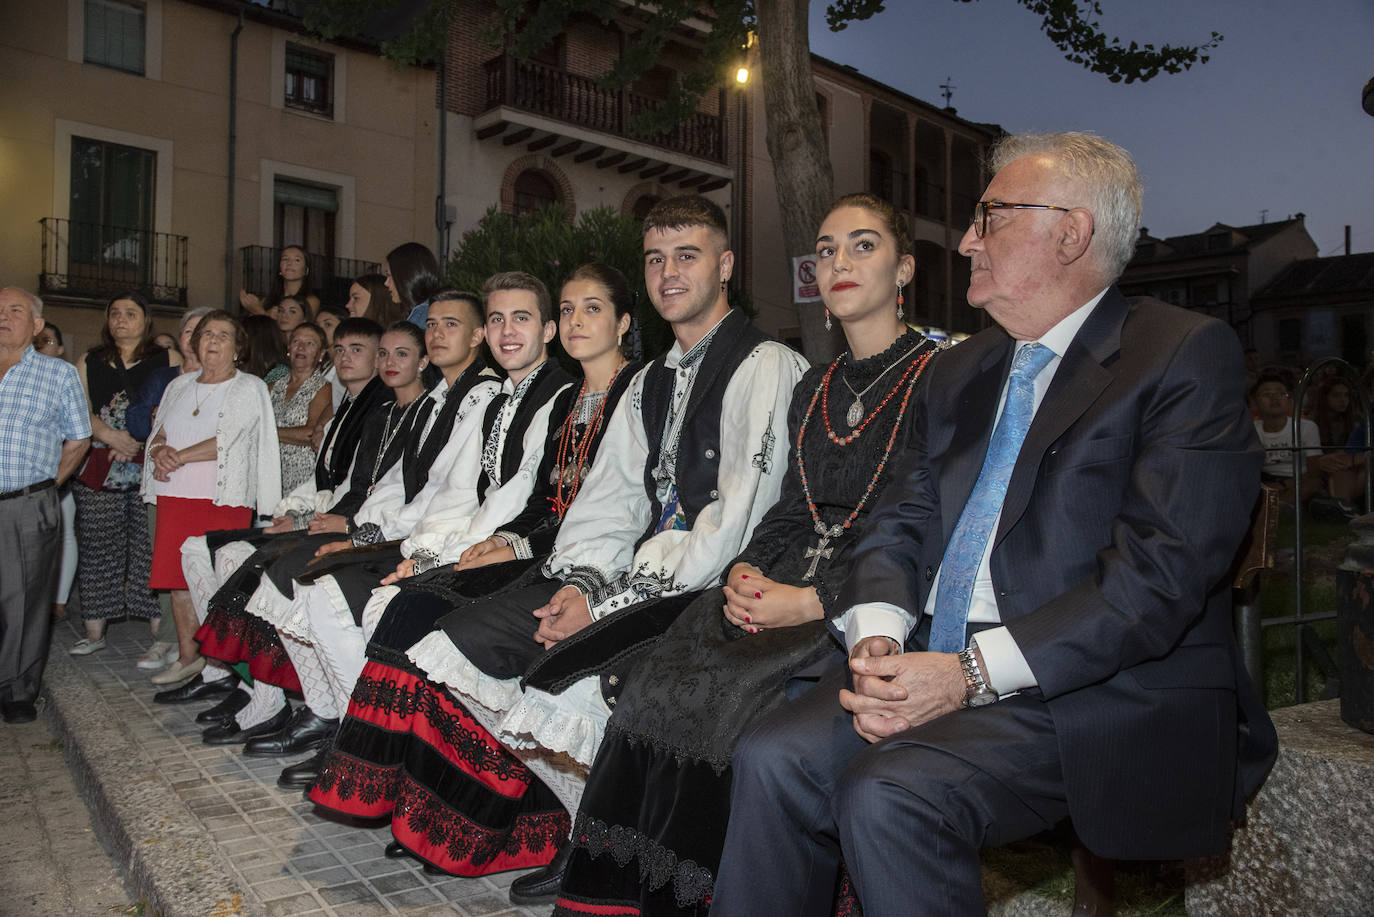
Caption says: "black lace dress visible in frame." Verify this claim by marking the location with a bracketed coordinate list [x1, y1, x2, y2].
[556, 330, 938, 916]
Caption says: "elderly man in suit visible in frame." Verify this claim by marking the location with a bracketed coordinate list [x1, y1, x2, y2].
[710, 132, 1277, 916]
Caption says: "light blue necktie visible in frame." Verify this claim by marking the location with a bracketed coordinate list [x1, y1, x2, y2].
[928, 343, 1055, 653]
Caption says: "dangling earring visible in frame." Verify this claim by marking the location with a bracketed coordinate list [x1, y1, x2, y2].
[720, 280, 727, 292]
[824, 308, 832, 332]
[896, 280, 905, 323]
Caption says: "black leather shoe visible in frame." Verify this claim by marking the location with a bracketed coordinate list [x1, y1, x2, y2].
[277, 751, 325, 789]
[508, 840, 571, 905]
[154, 674, 237, 705]
[195, 689, 251, 725]
[243, 707, 338, 758]
[1, 701, 38, 724]
[202, 704, 291, 746]
[383, 840, 409, 859]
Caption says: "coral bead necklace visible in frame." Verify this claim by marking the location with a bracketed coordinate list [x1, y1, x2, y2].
[797, 343, 934, 580]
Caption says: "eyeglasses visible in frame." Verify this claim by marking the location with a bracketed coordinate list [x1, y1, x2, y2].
[970, 200, 1073, 238]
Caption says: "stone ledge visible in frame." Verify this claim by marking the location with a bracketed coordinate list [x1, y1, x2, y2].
[1186, 699, 1374, 917]
[40, 646, 253, 917]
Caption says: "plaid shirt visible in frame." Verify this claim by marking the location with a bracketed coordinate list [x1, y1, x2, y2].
[0, 346, 91, 491]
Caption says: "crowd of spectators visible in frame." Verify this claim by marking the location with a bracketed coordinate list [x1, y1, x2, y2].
[1245, 347, 1374, 520]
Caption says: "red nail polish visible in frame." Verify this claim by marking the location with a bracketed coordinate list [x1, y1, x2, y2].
[755, 592, 762, 599]
[744, 615, 751, 623]
[741, 574, 749, 579]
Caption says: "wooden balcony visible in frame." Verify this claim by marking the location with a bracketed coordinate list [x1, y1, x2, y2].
[476, 54, 732, 191]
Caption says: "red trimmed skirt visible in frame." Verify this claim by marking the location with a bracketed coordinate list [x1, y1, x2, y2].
[311, 657, 567, 876]
[149, 496, 251, 590]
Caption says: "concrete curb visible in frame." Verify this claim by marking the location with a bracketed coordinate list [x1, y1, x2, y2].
[41, 645, 254, 917]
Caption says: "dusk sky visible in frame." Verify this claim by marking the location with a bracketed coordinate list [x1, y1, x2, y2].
[807, 0, 1374, 257]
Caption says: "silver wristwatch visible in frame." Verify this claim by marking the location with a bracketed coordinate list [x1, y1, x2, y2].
[957, 647, 998, 708]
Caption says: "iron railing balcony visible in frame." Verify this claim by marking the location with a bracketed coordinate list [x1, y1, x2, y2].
[239, 245, 382, 307]
[39, 217, 188, 307]
[482, 54, 726, 164]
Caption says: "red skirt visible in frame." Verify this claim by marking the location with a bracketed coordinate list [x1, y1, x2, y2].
[149, 496, 252, 590]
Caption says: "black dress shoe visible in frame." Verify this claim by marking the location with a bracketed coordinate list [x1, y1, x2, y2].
[195, 689, 251, 725]
[384, 840, 409, 859]
[1, 701, 38, 724]
[277, 750, 325, 789]
[243, 707, 338, 758]
[202, 704, 292, 746]
[154, 674, 237, 705]
[508, 840, 572, 905]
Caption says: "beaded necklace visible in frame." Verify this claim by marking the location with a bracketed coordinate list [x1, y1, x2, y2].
[820, 344, 932, 445]
[366, 396, 422, 496]
[840, 341, 921, 427]
[549, 362, 624, 518]
[797, 343, 934, 580]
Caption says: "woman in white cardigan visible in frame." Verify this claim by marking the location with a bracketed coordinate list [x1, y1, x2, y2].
[143, 311, 281, 687]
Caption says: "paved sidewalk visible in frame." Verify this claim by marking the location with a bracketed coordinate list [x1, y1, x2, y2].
[46, 617, 554, 917]
[0, 703, 136, 914]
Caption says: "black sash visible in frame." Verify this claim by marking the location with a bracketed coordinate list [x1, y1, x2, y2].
[475, 361, 574, 502]
[314, 376, 394, 491]
[402, 357, 491, 503]
[639, 310, 768, 538]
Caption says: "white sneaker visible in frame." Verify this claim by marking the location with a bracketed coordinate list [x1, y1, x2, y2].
[136, 641, 178, 670]
[69, 637, 107, 656]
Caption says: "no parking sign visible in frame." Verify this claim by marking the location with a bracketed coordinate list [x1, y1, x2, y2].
[792, 255, 821, 303]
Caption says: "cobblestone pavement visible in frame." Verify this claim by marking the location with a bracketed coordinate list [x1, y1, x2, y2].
[52, 616, 554, 917]
[0, 704, 136, 915]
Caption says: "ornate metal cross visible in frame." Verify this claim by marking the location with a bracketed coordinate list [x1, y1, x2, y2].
[803, 522, 843, 580]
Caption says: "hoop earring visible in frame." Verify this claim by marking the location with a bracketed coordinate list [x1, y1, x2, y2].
[896, 280, 905, 323]
[824, 308, 832, 332]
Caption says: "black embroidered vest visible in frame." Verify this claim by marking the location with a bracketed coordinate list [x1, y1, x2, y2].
[638, 310, 768, 545]
[402, 357, 492, 503]
[315, 375, 393, 491]
[476, 361, 574, 502]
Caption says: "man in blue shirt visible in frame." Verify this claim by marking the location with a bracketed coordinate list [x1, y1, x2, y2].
[0, 286, 91, 724]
